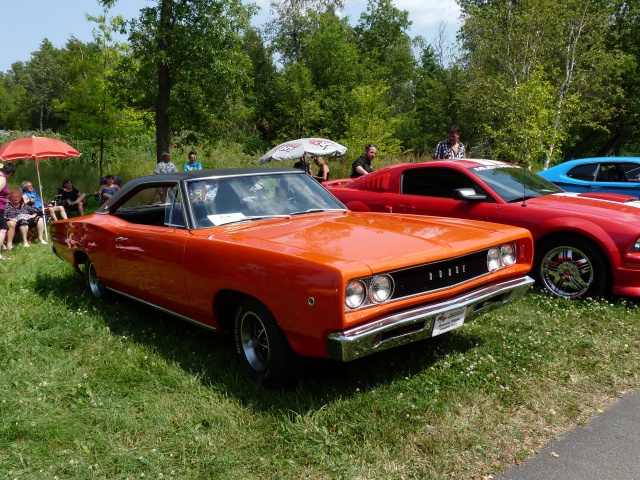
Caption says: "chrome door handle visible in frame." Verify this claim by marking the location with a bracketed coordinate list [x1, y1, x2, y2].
[116, 237, 128, 243]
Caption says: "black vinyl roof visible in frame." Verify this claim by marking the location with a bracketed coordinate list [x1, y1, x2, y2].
[97, 167, 304, 213]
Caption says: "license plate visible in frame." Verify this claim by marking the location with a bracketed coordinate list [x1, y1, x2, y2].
[432, 307, 466, 336]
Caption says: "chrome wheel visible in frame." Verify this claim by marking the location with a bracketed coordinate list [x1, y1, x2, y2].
[85, 259, 107, 299]
[238, 309, 270, 374]
[233, 298, 302, 387]
[536, 237, 608, 300]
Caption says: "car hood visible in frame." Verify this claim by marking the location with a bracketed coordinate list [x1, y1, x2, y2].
[203, 212, 526, 273]
[524, 193, 640, 223]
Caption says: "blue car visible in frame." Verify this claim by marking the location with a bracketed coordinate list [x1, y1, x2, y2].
[538, 157, 640, 197]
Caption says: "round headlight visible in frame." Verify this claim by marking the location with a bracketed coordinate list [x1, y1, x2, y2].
[500, 243, 516, 266]
[345, 280, 366, 309]
[487, 247, 501, 272]
[370, 275, 393, 303]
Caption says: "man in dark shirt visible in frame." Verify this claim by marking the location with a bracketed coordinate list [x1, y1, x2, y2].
[350, 144, 377, 178]
[293, 154, 311, 175]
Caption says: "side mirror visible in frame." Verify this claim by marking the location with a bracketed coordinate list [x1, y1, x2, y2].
[454, 187, 486, 201]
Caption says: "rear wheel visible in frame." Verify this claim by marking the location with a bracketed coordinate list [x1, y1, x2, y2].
[85, 258, 108, 300]
[233, 298, 302, 387]
[535, 236, 610, 299]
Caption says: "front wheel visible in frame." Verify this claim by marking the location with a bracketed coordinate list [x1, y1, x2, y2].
[535, 236, 610, 300]
[233, 298, 302, 387]
[85, 258, 108, 300]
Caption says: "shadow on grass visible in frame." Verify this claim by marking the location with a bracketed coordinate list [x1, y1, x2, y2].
[32, 268, 483, 412]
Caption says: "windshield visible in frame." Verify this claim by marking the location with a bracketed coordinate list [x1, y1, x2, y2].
[186, 172, 346, 228]
[471, 164, 563, 202]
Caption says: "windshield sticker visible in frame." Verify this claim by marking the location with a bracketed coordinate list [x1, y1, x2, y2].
[209, 213, 246, 226]
[472, 164, 518, 172]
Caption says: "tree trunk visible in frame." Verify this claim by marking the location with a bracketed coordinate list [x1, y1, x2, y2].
[156, 62, 171, 163]
[155, 0, 174, 163]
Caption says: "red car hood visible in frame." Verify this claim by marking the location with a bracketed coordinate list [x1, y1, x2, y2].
[207, 212, 527, 271]
[576, 192, 638, 202]
[525, 193, 640, 224]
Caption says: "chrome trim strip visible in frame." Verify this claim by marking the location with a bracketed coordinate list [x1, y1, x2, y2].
[327, 276, 534, 361]
[107, 288, 218, 333]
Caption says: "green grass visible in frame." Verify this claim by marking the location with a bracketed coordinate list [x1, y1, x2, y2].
[1, 245, 639, 479]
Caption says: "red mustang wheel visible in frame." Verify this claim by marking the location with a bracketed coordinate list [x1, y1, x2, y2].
[535, 236, 610, 299]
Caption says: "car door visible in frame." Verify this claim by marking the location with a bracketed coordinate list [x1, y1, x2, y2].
[592, 162, 640, 196]
[107, 184, 189, 311]
[392, 167, 499, 221]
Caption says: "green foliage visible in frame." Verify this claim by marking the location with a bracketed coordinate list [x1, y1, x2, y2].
[54, 15, 153, 177]
[340, 82, 404, 159]
[242, 28, 279, 149]
[354, 0, 417, 114]
[122, 0, 254, 158]
[459, 0, 629, 164]
[0, 73, 29, 130]
[12, 40, 66, 131]
[483, 68, 558, 167]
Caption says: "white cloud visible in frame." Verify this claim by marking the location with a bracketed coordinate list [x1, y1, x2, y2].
[394, 0, 462, 29]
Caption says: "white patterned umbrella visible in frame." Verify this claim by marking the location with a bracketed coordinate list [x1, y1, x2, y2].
[258, 138, 347, 164]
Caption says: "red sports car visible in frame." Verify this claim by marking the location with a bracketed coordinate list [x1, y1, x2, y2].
[325, 159, 640, 300]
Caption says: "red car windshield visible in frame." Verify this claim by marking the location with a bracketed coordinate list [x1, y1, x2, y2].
[470, 164, 563, 202]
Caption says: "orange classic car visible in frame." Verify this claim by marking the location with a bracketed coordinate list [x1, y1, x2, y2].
[51, 168, 534, 386]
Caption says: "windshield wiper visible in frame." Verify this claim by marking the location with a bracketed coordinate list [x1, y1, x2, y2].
[507, 195, 535, 203]
[216, 214, 291, 226]
[290, 208, 346, 216]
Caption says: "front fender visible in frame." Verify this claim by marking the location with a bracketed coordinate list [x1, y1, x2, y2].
[534, 216, 620, 265]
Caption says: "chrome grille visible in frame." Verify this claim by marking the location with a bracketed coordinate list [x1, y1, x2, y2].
[392, 250, 488, 298]
[360, 250, 489, 307]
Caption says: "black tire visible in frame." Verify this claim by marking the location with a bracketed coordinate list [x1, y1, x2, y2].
[233, 298, 302, 387]
[85, 258, 108, 300]
[534, 236, 610, 300]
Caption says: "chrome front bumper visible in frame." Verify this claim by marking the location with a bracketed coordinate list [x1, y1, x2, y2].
[327, 276, 534, 362]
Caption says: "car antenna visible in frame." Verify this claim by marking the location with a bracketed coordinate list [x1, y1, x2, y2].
[521, 164, 528, 207]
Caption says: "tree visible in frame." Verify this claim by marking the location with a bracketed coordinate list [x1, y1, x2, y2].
[459, 0, 624, 167]
[54, 13, 151, 177]
[266, 0, 344, 65]
[341, 82, 403, 159]
[303, 11, 359, 138]
[566, 0, 640, 157]
[0, 71, 28, 130]
[354, 0, 417, 115]
[14, 39, 65, 131]
[101, 0, 253, 162]
[400, 35, 466, 156]
[243, 27, 279, 149]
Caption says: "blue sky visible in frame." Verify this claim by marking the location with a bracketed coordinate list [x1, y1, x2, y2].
[0, 0, 461, 72]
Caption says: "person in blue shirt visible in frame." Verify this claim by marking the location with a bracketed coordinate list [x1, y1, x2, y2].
[183, 151, 202, 171]
[21, 180, 67, 221]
